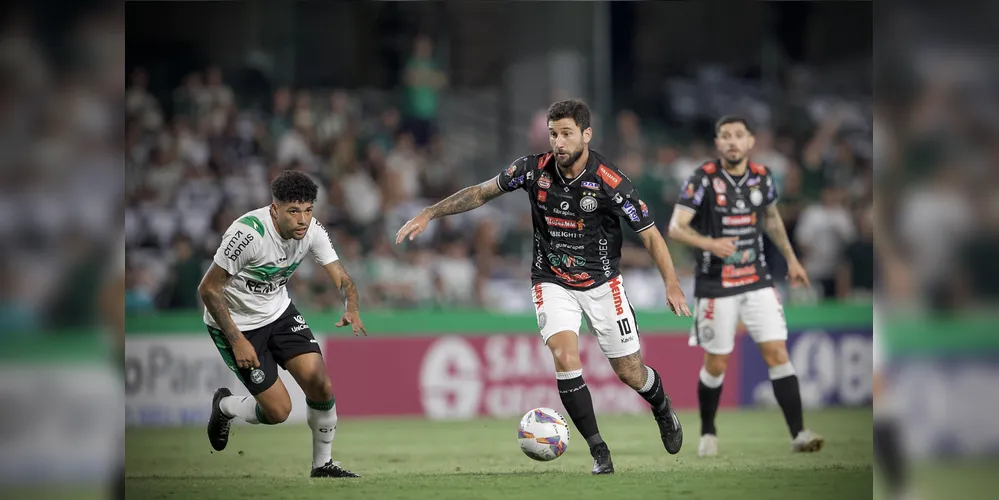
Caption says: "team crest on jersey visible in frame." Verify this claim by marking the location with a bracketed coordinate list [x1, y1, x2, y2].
[712, 178, 727, 194]
[736, 199, 746, 210]
[750, 189, 764, 206]
[538, 173, 552, 189]
[580, 195, 598, 213]
[582, 181, 600, 190]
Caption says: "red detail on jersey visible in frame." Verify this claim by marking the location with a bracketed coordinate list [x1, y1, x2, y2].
[701, 162, 717, 174]
[533, 284, 544, 310]
[538, 153, 553, 169]
[551, 266, 594, 287]
[722, 275, 761, 288]
[538, 190, 547, 202]
[597, 165, 622, 188]
[722, 215, 754, 226]
[609, 276, 625, 315]
[545, 216, 583, 229]
[722, 264, 758, 279]
[716, 194, 727, 206]
[749, 162, 767, 176]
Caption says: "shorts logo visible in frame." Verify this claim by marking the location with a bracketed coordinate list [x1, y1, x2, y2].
[609, 276, 625, 315]
[700, 327, 715, 343]
[294, 315, 305, 324]
[250, 369, 265, 385]
[580, 196, 598, 213]
[538, 312, 547, 330]
[582, 181, 600, 190]
[533, 284, 544, 310]
[704, 299, 715, 321]
[538, 173, 552, 189]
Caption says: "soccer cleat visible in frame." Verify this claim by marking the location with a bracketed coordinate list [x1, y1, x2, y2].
[653, 395, 683, 454]
[589, 443, 614, 474]
[791, 429, 825, 453]
[207, 387, 234, 451]
[698, 434, 718, 457]
[310, 459, 360, 478]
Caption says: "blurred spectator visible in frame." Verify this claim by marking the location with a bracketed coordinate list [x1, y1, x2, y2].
[837, 205, 875, 301]
[402, 34, 447, 148]
[162, 234, 204, 309]
[794, 185, 856, 300]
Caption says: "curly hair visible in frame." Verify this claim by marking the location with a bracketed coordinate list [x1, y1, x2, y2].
[271, 170, 318, 204]
[547, 99, 591, 131]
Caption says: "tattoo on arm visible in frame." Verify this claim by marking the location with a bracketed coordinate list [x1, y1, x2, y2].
[764, 205, 797, 261]
[332, 261, 360, 312]
[199, 266, 244, 344]
[424, 178, 504, 220]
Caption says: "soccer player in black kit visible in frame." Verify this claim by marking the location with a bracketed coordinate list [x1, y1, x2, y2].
[397, 99, 691, 474]
[667, 115, 824, 457]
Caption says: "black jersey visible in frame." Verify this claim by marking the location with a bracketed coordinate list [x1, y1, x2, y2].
[496, 150, 656, 291]
[675, 160, 779, 298]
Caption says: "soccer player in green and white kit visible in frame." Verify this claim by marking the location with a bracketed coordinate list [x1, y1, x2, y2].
[200, 170, 366, 478]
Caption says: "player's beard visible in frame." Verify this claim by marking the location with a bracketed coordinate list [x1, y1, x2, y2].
[556, 148, 583, 169]
[722, 151, 745, 167]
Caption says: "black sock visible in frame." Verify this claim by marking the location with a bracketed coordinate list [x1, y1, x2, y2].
[771, 375, 804, 437]
[698, 380, 722, 436]
[874, 418, 906, 493]
[638, 367, 668, 413]
[557, 374, 603, 447]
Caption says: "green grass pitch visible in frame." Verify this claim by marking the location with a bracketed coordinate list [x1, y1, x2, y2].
[127, 408, 873, 500]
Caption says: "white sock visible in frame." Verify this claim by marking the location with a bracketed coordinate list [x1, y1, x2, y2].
[699, 366, 725, 388]
[307, 397, 337, 468]
[220, 395, 261, 424]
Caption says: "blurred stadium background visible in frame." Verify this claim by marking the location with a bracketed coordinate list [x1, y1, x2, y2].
[120, 1, 880, 499]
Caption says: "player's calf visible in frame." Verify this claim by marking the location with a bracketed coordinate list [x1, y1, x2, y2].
[609, 352, 683, 454]
[286, 353, 344, 472]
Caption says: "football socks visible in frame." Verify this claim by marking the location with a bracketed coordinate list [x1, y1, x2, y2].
[557, 370, 604, 447]
[769, 362, 804, 437]
[698, 366, 725, 436]
[307, 397, 338, 469]
[220, 395, 265, 424]
[638, 366, 668, 413]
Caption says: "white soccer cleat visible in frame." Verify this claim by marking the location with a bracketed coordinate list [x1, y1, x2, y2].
[791, 429, 825, 452]
[697, 434, 718, 457]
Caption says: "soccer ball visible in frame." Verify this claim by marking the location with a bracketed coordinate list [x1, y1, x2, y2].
[517, 407, 570, 461]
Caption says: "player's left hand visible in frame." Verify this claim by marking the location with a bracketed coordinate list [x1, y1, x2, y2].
[665, 281, 692, 317]
[336, 310, 368, 336]
[787, 260, 811, 289]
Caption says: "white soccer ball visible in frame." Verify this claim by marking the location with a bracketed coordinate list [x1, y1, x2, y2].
[517, 407, 570, 461]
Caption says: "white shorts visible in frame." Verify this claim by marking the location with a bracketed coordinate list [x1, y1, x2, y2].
[688, 286, 788, 355]
[531, 276, 641, 359]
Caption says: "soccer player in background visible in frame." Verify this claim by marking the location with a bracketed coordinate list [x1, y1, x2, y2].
[396, 99, 691, 474]
[200, 171, 366, 478]
[667, 116, 824, 457]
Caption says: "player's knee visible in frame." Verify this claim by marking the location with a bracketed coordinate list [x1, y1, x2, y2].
[308, 376, 334, 403]
[615, 366, 645, 390]
[760, 343, 789, 367]
[704, 354, 729, 377]
[262, 401, 292, 424]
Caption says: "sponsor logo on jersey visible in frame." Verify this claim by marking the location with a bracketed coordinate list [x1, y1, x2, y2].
[549, 230, 584, 239]
[547, 253, 586, 267]
[224, 230, 254, 261]
[747, 177, 760, 187]
[735, 199, 746, 210]
[598, 238, 612, 277]
[560, 201, 570, 210]
[554, 242, 586, 251]
[721, 275, 761, 288]
[526, 171, 534, 181]
[609, 276, 625, 315]
[538, 173, 552, 189]
[505, 164, 517, 176]
[722, 227, 756, 236]
[722, 264, 757, 279]
[545, 216, 584, 230]
[712, 178, 727, 194]
[582, 181, 600, 190]
[693, 186, 705, 206]
[597, 165, 622, 188]
[612, 193, 624, 205]
[507, 175, 525, 189]
[550, 266, 594, 287]
[638, 200, 649, 217]
[580, 196, 598, 213]
[722, 214, 757, 226]
[750, 189, 764, 206]
[723, 248, 758, 265]
[622, 201, 640, 222]
[682, 182, 695, 200]
[716, 194, 727, 206]
[538, 190, 547, 202]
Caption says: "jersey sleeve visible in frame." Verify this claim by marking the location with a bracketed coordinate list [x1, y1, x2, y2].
[212, 222, 262, 275]
[495, 155, 535, 192]
[763, 168, 779, 206]
[601, 165, 656, 233]
[675, 168, 710, 214]
[309, 220, 340, 266]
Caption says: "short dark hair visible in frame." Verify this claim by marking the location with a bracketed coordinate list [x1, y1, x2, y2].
[271, 170, 318, 204]
[715, 115, 753, 135]
[547, 99, 591, 131]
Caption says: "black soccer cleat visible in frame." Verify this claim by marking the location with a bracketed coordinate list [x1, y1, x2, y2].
[207, 387, 234, 452]
[653, 394, 684, 455]
[311, 459, 360, 478]
[589, 443, 615, 474]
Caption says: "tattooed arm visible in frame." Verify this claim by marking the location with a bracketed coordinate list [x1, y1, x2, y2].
[424, 176, 505, 220]
[764, 204, 811, 288]
[323, 260, 367, 335]
[396, 176, 506, 244]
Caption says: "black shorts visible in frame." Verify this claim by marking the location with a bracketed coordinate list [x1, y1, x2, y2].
[207, 303, 322, 395]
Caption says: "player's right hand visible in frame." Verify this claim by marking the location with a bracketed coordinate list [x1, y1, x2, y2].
[232, 338, 260, 370]
[708, 237, 738, 259]
[395, 212, 431, 244]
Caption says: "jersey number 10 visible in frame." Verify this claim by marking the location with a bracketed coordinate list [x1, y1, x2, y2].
[616, 318, 632, 336]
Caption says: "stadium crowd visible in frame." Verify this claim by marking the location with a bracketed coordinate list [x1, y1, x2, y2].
[125, 60, 874, 314]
